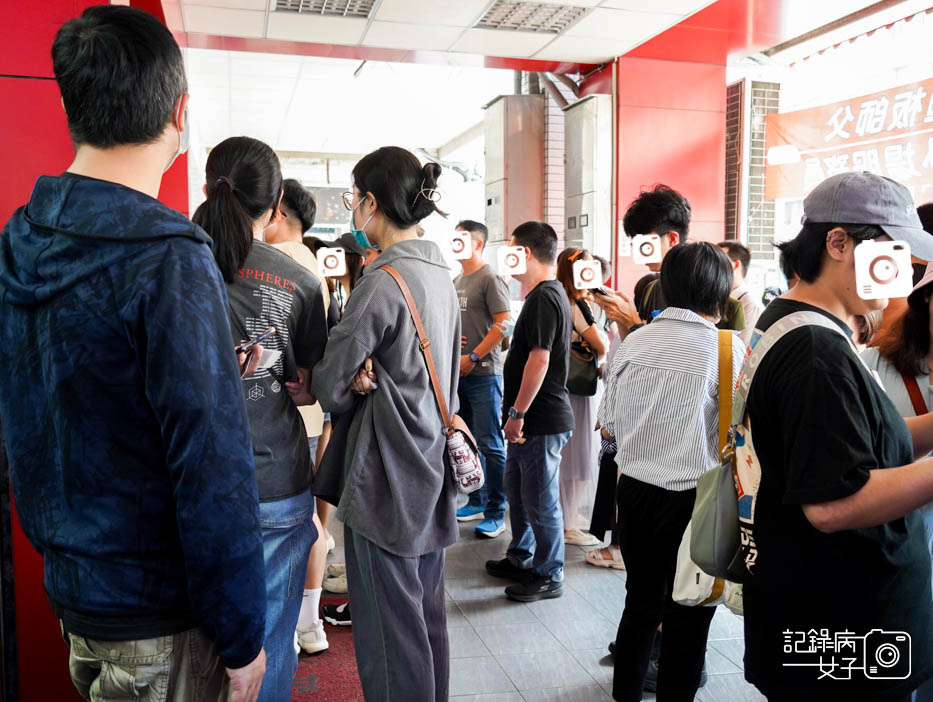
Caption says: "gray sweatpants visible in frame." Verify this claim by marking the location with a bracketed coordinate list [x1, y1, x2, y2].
[344, 525, 449, 702]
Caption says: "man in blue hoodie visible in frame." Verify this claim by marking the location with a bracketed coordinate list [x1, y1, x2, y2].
[0, 7, 267, 701]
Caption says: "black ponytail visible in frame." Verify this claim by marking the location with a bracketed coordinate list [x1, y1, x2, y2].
[351, 146, 447, 229]
[192, 136, 283, 283]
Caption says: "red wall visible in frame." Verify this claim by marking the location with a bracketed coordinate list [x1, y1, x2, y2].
[614, 56, 727, 294]
[1, 2, 188, 700]
[1, 6, 102, 699]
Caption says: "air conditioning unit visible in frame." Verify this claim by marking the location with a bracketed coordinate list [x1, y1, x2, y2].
[563, 94, 611, 256]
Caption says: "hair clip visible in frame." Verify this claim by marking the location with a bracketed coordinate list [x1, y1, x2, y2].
[568, 249, 584, 262]
[411, 178, 441, 208]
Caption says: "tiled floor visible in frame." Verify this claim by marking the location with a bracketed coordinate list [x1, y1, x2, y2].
[327, 514, 764, 702]
[441, 518, 765, 702]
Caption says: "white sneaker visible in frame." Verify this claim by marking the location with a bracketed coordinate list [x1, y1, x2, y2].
[564, 529, 601, 546]
[326, 563, 346, 577]
[326, 532, 336, 553]
[297, 619, 329, 655]
[324, 573, 348, 594]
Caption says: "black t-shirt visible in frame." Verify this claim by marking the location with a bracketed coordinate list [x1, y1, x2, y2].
[503, 280, 573, 435]
[742, 298, 933, 700]
[226, 242, 328, 501]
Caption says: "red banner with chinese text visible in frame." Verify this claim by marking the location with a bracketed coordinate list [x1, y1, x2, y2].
[765, 77, 933, 202]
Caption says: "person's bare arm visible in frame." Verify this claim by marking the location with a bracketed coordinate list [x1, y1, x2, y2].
[580, 324, 607, 360]
[503, 347, 549, 443]
[802, 456, 933, 533]
[903, 412, 933, 456]
[461, 311, 511, 376]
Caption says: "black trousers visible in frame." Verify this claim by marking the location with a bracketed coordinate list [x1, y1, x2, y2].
[612, 474, 715, 702]
[588, 449, 618, 543]
[344, 525, 449, 702]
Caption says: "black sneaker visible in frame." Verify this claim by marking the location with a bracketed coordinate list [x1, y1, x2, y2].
[485, 557, 532, 581]
[505, 575, 563, 602]
[322, 602, 351, 627]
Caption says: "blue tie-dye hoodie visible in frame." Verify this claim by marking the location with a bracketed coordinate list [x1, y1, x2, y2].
[0, 173, 265, 668]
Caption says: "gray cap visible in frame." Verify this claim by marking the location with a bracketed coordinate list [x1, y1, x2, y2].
[803, 171, 933, 260]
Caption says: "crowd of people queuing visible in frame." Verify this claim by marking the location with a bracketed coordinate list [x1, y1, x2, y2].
[1, 5, 933, 702]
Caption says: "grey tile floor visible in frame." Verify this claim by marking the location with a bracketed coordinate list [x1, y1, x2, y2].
[327, 514, 764, 702]
[441, 519, 765, 702]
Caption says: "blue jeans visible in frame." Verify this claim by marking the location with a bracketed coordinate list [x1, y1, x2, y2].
[257, 489, 317, 702]
[504, 431, 571, 581]
[458, 374, 507, 520]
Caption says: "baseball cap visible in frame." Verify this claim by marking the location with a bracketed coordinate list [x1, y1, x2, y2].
[803, 172, 933, 261]
[320, 232, 369, 258]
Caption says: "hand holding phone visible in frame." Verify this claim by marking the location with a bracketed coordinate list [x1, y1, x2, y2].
[236, 327, 275, 353]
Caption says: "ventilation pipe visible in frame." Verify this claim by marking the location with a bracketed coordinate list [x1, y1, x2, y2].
[539, 73, 568, 109]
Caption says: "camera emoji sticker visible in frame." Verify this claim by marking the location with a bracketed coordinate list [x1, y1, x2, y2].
[320, 247, 347, 278]
[451, 231, 472, 260]
[497, 246, 527, 276]
[854, 240, 912, 300]
[572, 259, 602, 290]
[632, 234, 662, 265]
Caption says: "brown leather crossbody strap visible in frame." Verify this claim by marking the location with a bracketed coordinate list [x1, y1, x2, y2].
[903, 374, 929, 416]
[380, 265, 453, 432]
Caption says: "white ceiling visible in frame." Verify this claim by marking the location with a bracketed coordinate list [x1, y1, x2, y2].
[179, 0, 718, 64]
[184, 47, 516, 154]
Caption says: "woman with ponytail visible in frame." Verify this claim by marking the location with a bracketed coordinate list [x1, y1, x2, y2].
[193, 136, 329, 702]
[312, 146, 460, 702]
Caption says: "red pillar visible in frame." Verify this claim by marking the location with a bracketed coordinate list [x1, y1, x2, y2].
[0, 2, 189, 700]
[614, 56, 727, 294]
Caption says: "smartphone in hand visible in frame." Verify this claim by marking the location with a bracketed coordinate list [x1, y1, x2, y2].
[236, 327, 275, 353]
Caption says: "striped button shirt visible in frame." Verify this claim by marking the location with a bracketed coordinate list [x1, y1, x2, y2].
[597, 307, 746, 492]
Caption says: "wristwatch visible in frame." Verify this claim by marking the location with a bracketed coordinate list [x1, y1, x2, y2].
[508, 407, 525, 420]
[469, 352, 480, 363]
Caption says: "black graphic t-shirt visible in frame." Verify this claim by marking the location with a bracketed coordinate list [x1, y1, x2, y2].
[226, 242, 328, 501]
[742, 299, 933, 701]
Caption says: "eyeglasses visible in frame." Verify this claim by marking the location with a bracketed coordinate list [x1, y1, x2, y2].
[341, 192, 355, 211]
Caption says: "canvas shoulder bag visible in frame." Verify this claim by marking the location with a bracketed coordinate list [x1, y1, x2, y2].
[689, 310, 864, 586]
[381, 266, 485, 494]
[673, 330, 734, 608]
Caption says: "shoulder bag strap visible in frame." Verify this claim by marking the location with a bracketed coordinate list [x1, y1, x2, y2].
[380, 265, 453, 433]
[732, 310, 856, 425]
[903, 374, 929, 415]
[717, 330, 733, 453]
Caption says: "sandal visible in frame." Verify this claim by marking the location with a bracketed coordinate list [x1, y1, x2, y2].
[585, 546, 626, 570]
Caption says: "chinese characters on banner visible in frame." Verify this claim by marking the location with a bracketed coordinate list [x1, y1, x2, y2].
[765, 77, 933, 202]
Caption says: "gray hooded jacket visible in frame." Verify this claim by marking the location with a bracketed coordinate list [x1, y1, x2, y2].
[312, 239, 461, 556]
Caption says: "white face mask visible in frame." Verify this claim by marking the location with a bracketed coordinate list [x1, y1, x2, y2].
[164, 107, 189, 173]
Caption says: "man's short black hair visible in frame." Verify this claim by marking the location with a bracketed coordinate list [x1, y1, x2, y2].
[622, 184, 691, 241]
[778, 249, 796, 284]
[512, 221, 558, 265]
[660, 242, 733, 318]
[281, 179, 316, 233]
[52, 5, 187, 148]
[776, 222, 884, 284]
[718, 241, 752, 277]
[457, 220, 488, 245]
